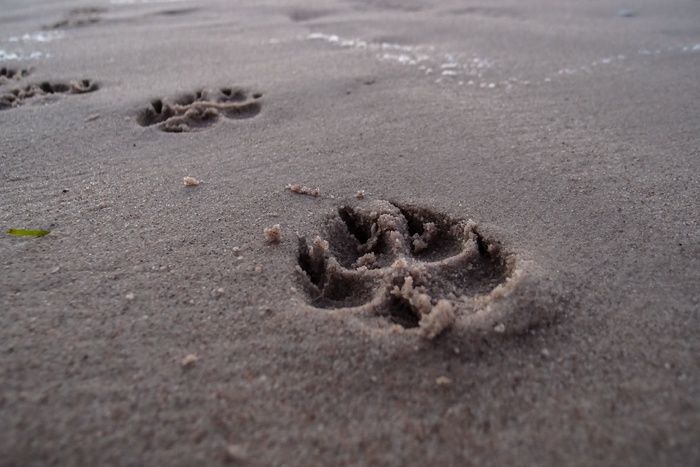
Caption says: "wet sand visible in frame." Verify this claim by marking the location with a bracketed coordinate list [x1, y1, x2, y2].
[1, 0, 699, 465]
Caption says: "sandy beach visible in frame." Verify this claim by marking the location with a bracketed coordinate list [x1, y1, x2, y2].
[1, 0, 699, 465]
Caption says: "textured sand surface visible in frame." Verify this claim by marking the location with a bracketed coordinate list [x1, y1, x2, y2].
[1, 0, 699, 465]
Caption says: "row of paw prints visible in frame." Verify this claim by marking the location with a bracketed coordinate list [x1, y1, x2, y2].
[0, 65, 262, 132]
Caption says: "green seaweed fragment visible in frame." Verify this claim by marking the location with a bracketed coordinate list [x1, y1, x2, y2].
[6, 228, 51, 237]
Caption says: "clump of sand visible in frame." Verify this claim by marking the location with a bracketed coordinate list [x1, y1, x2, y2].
[285, 184, 320, 197]
[264, 224, 282, 243]
[411, 222, 438, 252]
[183, 176, 200, 186]
[391, 276, 456, 339]
[181, 354, 198, 367]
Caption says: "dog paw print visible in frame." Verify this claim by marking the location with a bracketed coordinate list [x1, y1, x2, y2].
[0, 67, 32, 84]
[296, 200, 514, 339]
[0, 79, 99, 111]
[136, 87, 262, 133]
[43, 7, 106, 30]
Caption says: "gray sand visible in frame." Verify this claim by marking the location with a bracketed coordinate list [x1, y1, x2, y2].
[1, 0, 699, 465]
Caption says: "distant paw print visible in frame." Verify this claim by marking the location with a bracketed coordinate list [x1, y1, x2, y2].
[0, 79, 98, 111]
[43, 7, 106, 30]
[0, 66, 31, 83]
[136, 87, 262, 133]
[296, 200, 511, 339]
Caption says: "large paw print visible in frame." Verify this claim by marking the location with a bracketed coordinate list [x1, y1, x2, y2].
[136, 87, 262, 133]
[296, 200, 513, 339]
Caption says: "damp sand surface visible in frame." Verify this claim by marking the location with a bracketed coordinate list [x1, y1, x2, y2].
[1, 0, 699, 465]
